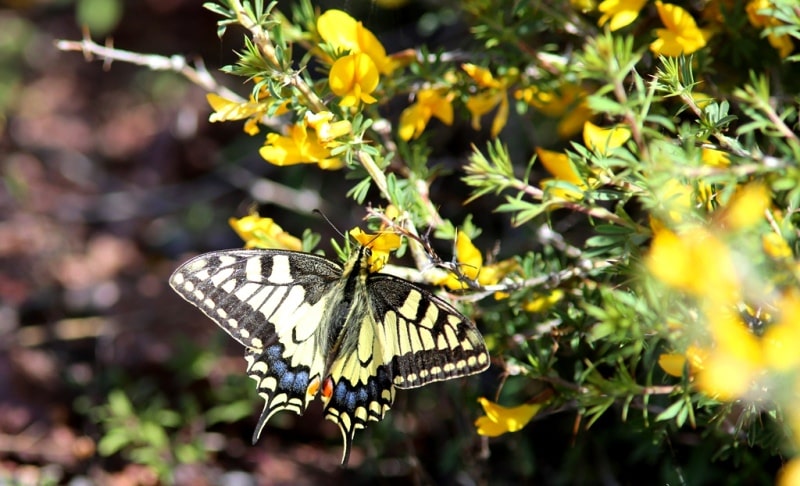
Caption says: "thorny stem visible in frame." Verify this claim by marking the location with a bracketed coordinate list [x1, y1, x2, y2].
[55, 29, 242, 102]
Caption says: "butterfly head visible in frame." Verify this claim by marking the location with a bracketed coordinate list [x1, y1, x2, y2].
[349, 228, 402, 272]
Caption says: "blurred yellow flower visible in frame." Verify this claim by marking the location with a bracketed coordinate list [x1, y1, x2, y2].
[778, 458, 800, 486]
[350, 228, 402, 272]
[650, 1, 712, 56]
[746, 0, 795, 58]
[646, 226, 739, 302]
[763, 232, 792, 259]
[571, 0, 596, 13]
[659, 345, 708, 377]
[597, 0, 646, 31]
[583, 121, 631, 155]
[658, 353, 687, 377]
[206, 93, 289, 136]
[537, 147, 587, 201]
[329, 52, 380, 107]
[695, 350, 758, 401]
[229, 214, 302, 251]
[475, 397, 542, 437]
[523, 289, 565, 313]
[398, 88, 454, 140]
[463, 64, 510, 138]
[762, 291, 800, 371]
[720, 183, 769, 231]
[516, 84, 593, 138]
[700, 148, 730, 167]
[259, 112, 351, 170]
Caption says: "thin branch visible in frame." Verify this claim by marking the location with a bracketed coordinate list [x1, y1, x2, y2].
[55, 28, 242, 102]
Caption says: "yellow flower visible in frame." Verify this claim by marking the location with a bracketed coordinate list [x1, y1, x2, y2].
[571, 0, 596, 13]
[746, 0, 795, 58]
[692, 91, 714, 110]
[695, 350, 758, 401]
[523, 289, 564, 313]
[229, 214, 302, 251]
[259, 112, 351, 169]
[537, 148, 587, 201]
[658, 345, 707, 377]
[475, 397, 542, 437]
[206, 93, 289, 136]
[433, 232, 516, 291]
[763, 232, 792, 259]
[778, 458, 800, 486]
[305, 111, 353, 143]
[463, 64, 510, 138]
[700, 148, 730, 167]
[762, 291, 800, 371]
[317, 9, 395, 75]
[329, 52, 380, 107]
[516, 84, 593, 138]
[650, 1, 712, 57]
[582, 121, 631, 155]
[398, 88, 454, 141]
[720, 183, 769, 231]
[658, 353, 687, 377]
[597, 0, 647, 31]
[646, 226, 739, 302]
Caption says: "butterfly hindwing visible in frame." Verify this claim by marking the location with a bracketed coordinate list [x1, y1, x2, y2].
[321, 272, 490, 464]
[169, 250, 342, 440]
[369, 275, 491, 388]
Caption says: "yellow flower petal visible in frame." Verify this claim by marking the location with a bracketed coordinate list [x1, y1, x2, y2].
[350, 228, 402, 271]
[523, 289, 564, 313]
[658, 353, 687, 377]
[490, 93, 510, 138]
[701, 148, 730, 167]
[695, 352, 755, 400]
[462, 63, 502, 89]
[777, 458, 800, 486]
[650, 1, 711, 56]
[455, 232, 483, 280]
[763, 232, 792, 259]
[475, 397, 541, 437]
[229, 214, 302, 250]
[597, 0, 647, 31]
[329, 53, 380, 106]
[398, 89, 454, 141]
[259, 117, 345, 170]
[583, 122, 631, 154]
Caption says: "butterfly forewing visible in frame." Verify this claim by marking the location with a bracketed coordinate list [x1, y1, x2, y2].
[169, 250, 342, 438]
[169, 246, 490, 465]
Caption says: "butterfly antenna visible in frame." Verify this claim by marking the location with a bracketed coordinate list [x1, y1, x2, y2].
[313, 209, 346, 239]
